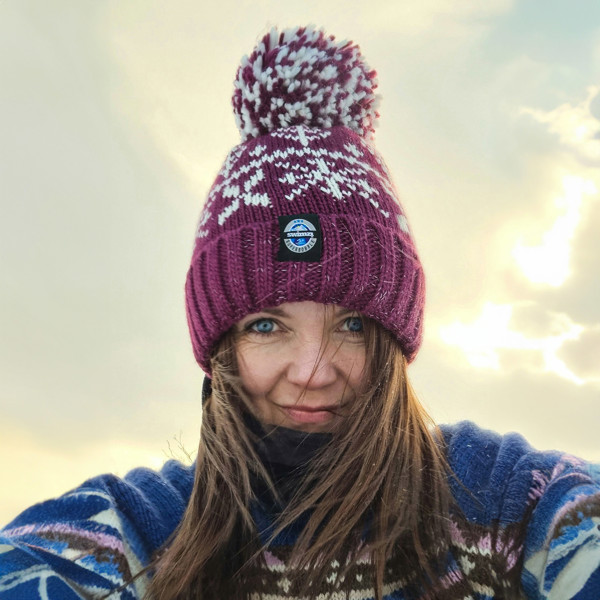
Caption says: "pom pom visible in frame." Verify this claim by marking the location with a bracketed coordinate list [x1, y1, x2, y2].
[233, 25, 380, 142]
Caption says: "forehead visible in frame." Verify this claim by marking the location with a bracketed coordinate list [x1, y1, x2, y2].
[238, 302, 357, 321]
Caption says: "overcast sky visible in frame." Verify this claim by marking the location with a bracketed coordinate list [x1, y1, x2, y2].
[1, 0, 599, 524]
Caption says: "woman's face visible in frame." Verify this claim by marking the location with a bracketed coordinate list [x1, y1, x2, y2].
[234, 301, 367, 433]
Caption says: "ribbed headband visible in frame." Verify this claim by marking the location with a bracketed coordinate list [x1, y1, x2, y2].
[185, 26, 425, 374]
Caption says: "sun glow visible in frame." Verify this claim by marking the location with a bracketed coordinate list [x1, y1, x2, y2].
[512, 175, 597, 287]
[439, 302, 584, 382]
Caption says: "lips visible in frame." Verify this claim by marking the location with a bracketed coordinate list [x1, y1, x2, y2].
[278, 404, 339, 424]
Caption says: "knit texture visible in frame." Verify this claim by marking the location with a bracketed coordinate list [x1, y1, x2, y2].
[185, 124, 424, 373]
[232, 26, 380, 142]
[1, 422, 599, 599]
[185, 26, 425, 374]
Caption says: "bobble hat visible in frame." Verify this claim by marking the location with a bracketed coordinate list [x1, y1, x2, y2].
[185, 25, 425, 374]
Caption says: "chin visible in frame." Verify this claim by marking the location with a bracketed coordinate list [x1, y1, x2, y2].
[283, 420, 337, 434]
[256, 411, 339, 434]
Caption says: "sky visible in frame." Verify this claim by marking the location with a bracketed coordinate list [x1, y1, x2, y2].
[1, 0, 599, 525]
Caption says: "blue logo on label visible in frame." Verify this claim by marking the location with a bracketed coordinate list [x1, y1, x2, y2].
[283, 218, 317, 253]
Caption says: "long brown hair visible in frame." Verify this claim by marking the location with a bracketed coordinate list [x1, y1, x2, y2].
[146, 316, 454, 599]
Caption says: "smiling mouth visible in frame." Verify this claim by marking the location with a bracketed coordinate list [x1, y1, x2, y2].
[277, 404, 339, 424]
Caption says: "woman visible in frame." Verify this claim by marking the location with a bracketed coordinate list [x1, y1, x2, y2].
[1, 25, 598, 600]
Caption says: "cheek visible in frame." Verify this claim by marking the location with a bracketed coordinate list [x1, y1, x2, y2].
[345, 349, 367, 390]
[236, 344, 282, 394]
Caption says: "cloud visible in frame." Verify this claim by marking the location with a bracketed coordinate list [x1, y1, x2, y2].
[439, 301, 584, 382]
[557, 326, 600, 382]
[590, 88, 600, 121]
[520, 86, 600, 165]
[508, 302, 577, 337]
[510, 89, 600, 288]
[480, 86, 599, 340]
[511, 174, 598, 286]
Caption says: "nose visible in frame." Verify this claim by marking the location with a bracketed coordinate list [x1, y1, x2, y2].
[286, 335, 338, 390]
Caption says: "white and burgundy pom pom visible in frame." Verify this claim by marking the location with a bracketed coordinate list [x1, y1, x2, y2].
[232, 25, 380, 142]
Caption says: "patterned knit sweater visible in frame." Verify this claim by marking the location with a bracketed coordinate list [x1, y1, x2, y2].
[1, 421, 599, 599]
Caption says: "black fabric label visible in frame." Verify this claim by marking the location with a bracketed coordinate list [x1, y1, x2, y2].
[276, 214, 322, 262]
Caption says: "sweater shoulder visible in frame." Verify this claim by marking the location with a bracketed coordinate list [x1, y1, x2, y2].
[5, 459, 194, 537]
[0, 460, 195, 599]
[438, 421, 566, 524]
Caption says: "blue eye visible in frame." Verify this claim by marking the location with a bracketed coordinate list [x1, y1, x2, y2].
[250, 318, 275, 334]
[344, 316, 363, 333]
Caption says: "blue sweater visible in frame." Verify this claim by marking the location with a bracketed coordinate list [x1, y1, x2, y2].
[1, 421, 599, 599]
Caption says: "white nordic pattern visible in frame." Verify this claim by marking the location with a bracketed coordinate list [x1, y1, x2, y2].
[195, 126, 407, 240]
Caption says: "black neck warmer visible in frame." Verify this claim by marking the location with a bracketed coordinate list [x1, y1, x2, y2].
[243, 410, 332, 468]
[244, 411, 332, 507]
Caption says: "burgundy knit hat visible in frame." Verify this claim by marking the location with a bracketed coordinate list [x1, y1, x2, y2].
[185, 25, 425, 374]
